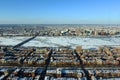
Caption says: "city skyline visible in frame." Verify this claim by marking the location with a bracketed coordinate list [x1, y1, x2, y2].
[0, 0, 120, 24]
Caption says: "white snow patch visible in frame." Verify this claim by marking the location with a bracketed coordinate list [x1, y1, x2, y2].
[0, 36, 120, 49]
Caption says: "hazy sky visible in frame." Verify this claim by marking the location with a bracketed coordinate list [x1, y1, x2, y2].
[0, 0, 120, 24]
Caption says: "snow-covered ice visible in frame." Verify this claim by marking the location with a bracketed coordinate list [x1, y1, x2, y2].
[0, 36, 120, 49]
[0, 36, 31, 46]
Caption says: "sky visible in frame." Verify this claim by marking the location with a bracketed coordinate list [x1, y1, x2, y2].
[0, 0, 120, 24]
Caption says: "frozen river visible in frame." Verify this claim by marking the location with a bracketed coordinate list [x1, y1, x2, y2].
[0, 36, 120, 49]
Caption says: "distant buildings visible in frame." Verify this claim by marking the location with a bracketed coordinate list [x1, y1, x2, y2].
[0, 24, 120, 37]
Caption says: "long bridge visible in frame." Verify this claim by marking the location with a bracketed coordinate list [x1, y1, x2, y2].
[13, 33, 38, 49]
